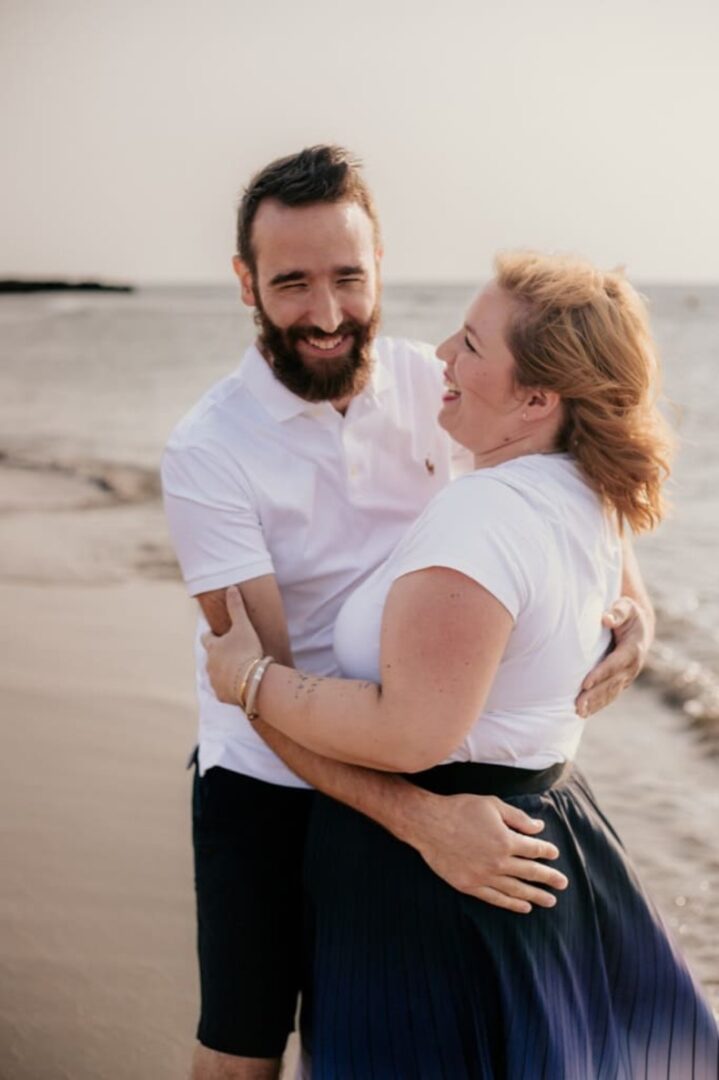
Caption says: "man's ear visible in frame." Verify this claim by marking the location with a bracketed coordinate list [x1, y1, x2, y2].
[232, 256, 256, 307]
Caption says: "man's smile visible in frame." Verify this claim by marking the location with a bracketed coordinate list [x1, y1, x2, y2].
[298, 333, 352, 360]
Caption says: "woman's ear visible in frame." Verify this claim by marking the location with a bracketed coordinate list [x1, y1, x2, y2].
[525, 388, 562, 419]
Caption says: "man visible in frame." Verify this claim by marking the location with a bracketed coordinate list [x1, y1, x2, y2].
[162, 146, 653, 1080]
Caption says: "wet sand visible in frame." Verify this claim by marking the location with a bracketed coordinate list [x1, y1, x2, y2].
[0, 574, 716, 1079]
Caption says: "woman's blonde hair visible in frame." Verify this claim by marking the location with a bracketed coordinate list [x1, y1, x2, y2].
[495, 251, 674, 533]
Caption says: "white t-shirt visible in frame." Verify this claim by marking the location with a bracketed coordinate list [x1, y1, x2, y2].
[162, 338, 464, 786]
[334, 454, 623, 769]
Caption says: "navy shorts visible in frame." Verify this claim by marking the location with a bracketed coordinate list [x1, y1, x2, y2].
[192, 759, 314, 1059]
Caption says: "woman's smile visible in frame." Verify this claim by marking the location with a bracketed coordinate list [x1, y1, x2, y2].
[442, 373, 461, 403]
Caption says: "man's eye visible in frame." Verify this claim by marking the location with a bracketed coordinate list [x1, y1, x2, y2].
[280, 283, 307, 291]
[338, 276, 363, 285]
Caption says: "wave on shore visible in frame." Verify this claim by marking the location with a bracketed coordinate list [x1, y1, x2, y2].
[642, 626, 719, 745]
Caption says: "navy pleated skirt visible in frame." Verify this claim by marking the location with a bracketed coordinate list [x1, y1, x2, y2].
[302, 764, 718, 1079]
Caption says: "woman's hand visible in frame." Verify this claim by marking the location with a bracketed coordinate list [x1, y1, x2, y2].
[202, 585, 263, 704]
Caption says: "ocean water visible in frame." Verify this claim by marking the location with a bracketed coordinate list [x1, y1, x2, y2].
[1, 282, 718, 727]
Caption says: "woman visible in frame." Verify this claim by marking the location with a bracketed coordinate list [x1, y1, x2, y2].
[205, 252, 718, 1077]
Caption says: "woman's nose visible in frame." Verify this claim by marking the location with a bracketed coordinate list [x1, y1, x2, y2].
[436, 333, 455, 364]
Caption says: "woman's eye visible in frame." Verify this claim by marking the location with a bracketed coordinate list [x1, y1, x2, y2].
[464, 335, 476, 353]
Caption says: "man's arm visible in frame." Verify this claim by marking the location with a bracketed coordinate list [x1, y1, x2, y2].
[575, 534, 655, 717]
[198, 577, 567, 914]
[256, 721, 565, 913]
[198, 577, 294, 663]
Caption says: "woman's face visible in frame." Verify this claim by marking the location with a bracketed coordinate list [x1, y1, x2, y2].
[437, 283, 528, 461]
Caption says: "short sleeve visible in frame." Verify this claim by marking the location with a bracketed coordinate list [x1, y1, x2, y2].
[161, 441, 274, 596]
[390, 474, 541, 621]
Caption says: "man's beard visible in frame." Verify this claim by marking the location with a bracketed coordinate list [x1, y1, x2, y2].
[254, 293, 381, 403]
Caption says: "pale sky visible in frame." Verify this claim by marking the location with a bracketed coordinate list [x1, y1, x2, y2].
[2, 0, 718, 284]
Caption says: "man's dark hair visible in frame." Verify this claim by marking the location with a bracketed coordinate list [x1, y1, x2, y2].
[236, 145, 381, 275]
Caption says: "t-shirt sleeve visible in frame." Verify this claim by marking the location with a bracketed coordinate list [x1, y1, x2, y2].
[390, 475, 540, 620]
[161, 440, 274, 596]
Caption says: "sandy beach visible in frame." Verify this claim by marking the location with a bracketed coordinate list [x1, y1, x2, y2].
[0, 566, 716, 1078]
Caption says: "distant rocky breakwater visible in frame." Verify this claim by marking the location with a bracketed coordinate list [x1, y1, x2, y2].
[0, 279, 134, 294]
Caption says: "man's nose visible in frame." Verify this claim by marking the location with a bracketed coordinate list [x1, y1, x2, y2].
[308, 288, 343, 334]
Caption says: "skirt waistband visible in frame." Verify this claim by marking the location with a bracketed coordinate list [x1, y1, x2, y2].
[406, 760, 568, 797]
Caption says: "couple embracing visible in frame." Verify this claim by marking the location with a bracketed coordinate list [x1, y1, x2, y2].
[162, 145, 718, 1079]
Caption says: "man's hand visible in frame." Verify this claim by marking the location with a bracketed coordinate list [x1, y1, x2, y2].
[575, 596, 651, 718]
[408, 791, 568, 913]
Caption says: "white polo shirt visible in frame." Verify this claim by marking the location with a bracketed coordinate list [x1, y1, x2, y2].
[162, 338, 461, 787]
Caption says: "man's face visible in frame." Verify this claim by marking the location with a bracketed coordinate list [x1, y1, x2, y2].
[234, 199, 382, 402]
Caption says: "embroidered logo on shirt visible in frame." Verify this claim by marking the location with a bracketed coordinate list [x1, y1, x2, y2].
[424, 458, 435, 475]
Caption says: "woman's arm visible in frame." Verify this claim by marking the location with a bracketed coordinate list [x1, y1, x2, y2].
[206, 567, 512, 772]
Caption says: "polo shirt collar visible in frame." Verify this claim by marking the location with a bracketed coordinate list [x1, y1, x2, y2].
[240, 341, 395, 423]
